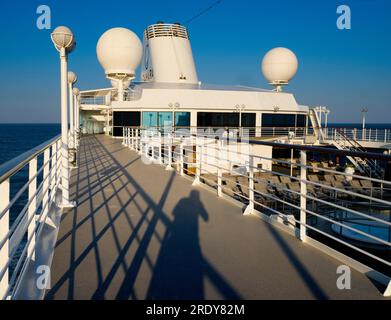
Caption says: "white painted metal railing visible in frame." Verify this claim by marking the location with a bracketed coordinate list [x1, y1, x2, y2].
[323, 127, 391, 143]
[122, 127, 391, 295]
[0, 135, 62, 299]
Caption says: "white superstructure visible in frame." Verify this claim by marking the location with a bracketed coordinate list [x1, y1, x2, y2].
[80, 22, 310, 139]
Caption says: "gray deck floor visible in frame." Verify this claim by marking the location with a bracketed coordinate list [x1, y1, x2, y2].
[46, 135, 385, 300]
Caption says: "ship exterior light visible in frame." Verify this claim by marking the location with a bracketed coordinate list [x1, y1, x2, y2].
[68, 71, 77, 84]
[51, 26, 74, 52]
[50, 26, 76, 209]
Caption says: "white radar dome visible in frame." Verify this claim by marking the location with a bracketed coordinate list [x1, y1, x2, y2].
[261, 47, 298, 85]
[97, 27, 143, 77]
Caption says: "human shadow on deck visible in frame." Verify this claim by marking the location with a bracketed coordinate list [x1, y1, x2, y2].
[48, 135, 241, 300]
[146, 190, 208, 299]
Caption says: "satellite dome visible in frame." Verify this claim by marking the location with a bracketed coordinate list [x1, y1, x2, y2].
[97, 27, 142, 77]
[261, 47, 298, 85]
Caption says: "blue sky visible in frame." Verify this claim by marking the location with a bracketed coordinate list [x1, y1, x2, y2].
[0, 0, 390, 123]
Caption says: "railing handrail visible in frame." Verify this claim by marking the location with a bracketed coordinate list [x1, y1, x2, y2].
[0, 134, 61, 184]
[118, 126, 391, 161]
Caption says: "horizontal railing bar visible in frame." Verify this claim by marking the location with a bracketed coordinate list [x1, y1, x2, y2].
[0, 135, 60, 184]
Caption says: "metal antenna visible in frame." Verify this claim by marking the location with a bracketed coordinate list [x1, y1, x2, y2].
[184, 0, 224, 25]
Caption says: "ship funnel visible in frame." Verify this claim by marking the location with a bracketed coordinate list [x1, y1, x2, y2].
[141, 22, 198, 84]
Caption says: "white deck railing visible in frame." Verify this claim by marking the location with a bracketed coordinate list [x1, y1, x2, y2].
[122, 127, 391, 294]
[0, 135, 62, 299]
[322, 127, 391, 143]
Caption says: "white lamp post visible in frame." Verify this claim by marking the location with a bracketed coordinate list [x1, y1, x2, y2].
[68, 71, 77, 147]
[325, 109, 330, 128]
[361, 107, 368, 130]
[51, 26, 76, 209]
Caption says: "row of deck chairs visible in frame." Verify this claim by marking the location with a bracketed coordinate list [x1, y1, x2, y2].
[200, 171, 381, 207]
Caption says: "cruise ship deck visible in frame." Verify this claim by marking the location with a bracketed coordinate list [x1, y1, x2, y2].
[45, 135, 385, 300]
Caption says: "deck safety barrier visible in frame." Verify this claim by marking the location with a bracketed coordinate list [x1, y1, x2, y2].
[0, 135, 62, 299]
[122, 126, 391, 295]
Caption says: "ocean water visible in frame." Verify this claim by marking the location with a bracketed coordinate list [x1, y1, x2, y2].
[0, 124, 60, 165]
[0, 124, 60, 222]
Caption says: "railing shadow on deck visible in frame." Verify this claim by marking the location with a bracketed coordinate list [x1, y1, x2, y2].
[46, 135, 243, 300]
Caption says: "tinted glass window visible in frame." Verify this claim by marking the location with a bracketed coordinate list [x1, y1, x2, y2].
[175, 112, 190, 127]
[262, 114, 296, 127]
[296, 115, 306, 127]
[197, 112, 239, 127]
[241, 113, 256, 127]
[112, 112, 140, 136]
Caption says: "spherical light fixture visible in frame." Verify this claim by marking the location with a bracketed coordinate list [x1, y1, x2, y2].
[261, 47, 298, 92]
[51, 26, 74, 52]
[96, 27, 143, 78]
[68, 71, 77, 84]
[50, 25, 76, 208]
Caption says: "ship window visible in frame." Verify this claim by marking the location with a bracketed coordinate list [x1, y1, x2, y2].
[296, 115, 306, 127]
[158, 112, 172, 127]
[112, 111, 141, 137]
[142, 111, 180, 128]
[175, 112, 190, 127]
[142, 112, 158, 127]
[197, 112, 239, 127]
[241, 113, 256, 127]
[262, 114, 296, 127]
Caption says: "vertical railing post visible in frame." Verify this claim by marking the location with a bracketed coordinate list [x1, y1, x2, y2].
[193, 137, 201, 185]
[0, 178, 10, 299]
[244, 154, 254, 215]
[179, 141, 184, 176]
[385, 129, 387, 143]
[300, 150, 307, 241]
[28, 157, 37, 260]
[165, 132, 173, 171]
[56, 139, 61, 186]
[158, 131, 163, 164]
[217, 139, 223, 197]
[50, 142, 57, 202]
[131, 129, 135, 150]
[41, 148, 50, 223]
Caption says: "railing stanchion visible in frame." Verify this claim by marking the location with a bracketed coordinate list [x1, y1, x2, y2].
[300, 150, 307, 242]
[28, 157, 37, 260]
[166, 132, 173, 171]
[180, 141, 184, 176]
[193, 137, 201, 185]
[50, 142, 57, 201]
[0, 178, 10, 299]
[217, 139, 223, 197]
[158, 131, 163, 164]
[244, 154, 254, 215]
[41, 149, 50, 223]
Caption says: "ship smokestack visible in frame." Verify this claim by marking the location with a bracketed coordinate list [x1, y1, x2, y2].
[141, 22, 198, 84]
